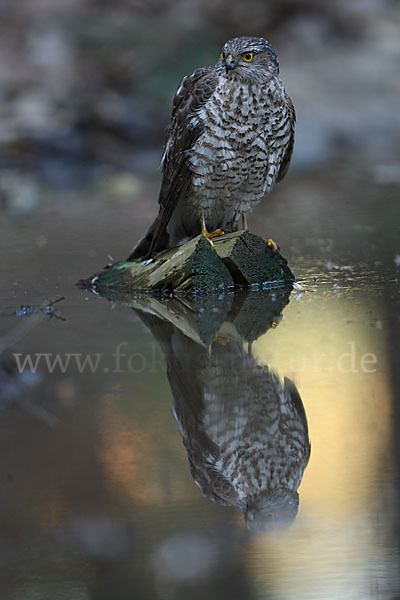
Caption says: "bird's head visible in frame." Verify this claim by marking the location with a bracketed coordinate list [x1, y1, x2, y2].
[217, 36, 279, 83]
[244, 489, 299, 532]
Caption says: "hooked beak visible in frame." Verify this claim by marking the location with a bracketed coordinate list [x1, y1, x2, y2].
[225, 54, 236, 73]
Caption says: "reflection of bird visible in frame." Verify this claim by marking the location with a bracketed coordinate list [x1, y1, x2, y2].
[139, 312, 310, 531]
[179, 346, 310, 531]
[128, 36, 295, 260]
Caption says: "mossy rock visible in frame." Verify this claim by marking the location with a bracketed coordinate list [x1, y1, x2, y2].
[85, 230, 295, 296]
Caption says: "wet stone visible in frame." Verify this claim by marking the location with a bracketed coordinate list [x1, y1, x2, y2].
[87, 230, 295, 295]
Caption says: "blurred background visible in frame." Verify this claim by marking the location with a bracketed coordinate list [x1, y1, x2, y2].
[0, 0, 399, 214]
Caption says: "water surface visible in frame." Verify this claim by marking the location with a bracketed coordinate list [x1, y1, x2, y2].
[1, 177, 399, 600]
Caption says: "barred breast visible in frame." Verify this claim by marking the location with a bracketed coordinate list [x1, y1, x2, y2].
[191, 76, 289, 221]
[201, 366, 309, 507]
[166, 74, 292, 246]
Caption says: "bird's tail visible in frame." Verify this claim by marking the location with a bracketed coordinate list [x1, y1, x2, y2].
[126, 216, 169, 261]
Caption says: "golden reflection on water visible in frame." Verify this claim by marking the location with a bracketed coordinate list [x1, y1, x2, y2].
[92, 280, 394, 598]
[96, 393, 194, 506]
[249, 287, 392, 598]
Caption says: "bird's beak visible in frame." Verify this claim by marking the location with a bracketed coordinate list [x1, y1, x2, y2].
[225, 54, 236, 72]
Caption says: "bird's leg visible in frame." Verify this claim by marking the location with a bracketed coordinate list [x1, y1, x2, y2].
[242, 213, 248, 230]
[201, 214, 214, 246]
[267, 238, 279, 252]
[200, 214, 208, 237]
[200, 214, 224, 241]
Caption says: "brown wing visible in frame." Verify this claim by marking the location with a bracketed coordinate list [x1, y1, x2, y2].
[276, 94, 296, 183]
[136, 66, 218, 259]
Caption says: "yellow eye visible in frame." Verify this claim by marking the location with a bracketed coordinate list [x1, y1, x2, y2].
[242, 52, 254, 62]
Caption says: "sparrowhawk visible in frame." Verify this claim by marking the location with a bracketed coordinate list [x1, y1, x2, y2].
[137, 306, 310, 532]
[128, 36, 295, 260]
[172, 341, 310, 531]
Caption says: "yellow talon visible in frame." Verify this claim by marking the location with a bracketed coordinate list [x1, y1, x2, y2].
[213, 335, 229, 346]
[267, 238, 279, 252]
[201, 214, 224, 243]
[208, 228, 224, 238]
[271, 317, 282, 329]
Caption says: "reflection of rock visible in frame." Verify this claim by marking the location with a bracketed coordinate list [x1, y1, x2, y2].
[136, 291, 310, 531]
[106, 287, 292, 346]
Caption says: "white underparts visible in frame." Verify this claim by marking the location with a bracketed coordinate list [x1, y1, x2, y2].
[186, 76, 290, 219]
